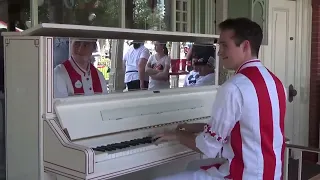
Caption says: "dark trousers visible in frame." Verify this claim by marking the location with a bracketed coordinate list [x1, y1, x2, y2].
[126, 80, 149, 91]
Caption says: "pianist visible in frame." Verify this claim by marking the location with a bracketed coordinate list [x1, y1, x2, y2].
[54, 38, 108, 98]
[153, 18, 286, 180]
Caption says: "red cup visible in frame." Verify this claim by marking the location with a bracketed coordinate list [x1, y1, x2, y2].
[171, 59, 180, 72]
[180, 59, 187, 71]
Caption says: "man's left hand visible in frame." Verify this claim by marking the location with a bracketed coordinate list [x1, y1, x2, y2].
[153, 132, 178, 145]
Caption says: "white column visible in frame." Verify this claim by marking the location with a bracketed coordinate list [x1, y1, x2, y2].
[109, 0, 126, 92]
[170, 43, 181, 88]
[30, 0, 39, 27]
[109, 40, 125, 92]
[215, 0, 228, 34]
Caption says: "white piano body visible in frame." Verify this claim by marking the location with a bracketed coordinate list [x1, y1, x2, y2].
[45, 86, 218, 179]
[3, 24, 220, 180]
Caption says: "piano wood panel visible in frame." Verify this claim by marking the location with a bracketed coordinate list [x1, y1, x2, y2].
[54, 86, 218, 141]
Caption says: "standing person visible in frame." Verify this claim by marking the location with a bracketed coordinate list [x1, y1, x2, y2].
[123, 40, 150, 91]
[145, 41, 171, 90]
[153, 17, 287, 180]
[54, 38, 108, 98]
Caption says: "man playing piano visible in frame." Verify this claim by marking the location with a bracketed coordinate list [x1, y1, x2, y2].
[154, 18, 287, 180]
[54, 38, 108, 98]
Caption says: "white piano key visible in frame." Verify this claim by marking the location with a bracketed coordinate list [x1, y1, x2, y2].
[95, 141, 176, 162]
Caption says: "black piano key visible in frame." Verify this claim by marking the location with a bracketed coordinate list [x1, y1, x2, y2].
[93, 147, 106, 152]
[94, 136, 158, 153]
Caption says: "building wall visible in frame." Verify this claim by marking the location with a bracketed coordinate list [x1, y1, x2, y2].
[308, 0, 320, 161]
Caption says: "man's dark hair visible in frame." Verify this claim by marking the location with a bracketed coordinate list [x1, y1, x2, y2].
[219, 17, 263, 57]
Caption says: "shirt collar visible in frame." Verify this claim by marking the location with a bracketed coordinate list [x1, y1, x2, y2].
[69, 56, 90, 75]
[235, 59, 262, 74]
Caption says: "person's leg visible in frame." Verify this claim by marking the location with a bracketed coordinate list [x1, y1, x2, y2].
[127, 80, 140, 91]
[154, 170, 213, 180]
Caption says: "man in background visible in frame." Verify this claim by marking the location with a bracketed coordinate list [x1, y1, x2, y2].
[123, 40, 150, 91]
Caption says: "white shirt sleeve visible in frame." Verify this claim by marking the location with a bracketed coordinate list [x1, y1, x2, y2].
[54, 65, 69, 98]
[195, 82, 243, 158]
[123, 51, 128, 62]
[140, 48, 150, 60]
[195, 74, 215, 87]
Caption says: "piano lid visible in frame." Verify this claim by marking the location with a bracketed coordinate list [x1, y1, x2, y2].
[17, 23, 219, 43]
[54, 86, 218, 141]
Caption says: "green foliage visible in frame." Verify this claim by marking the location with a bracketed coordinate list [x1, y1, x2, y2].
[30, 0, 165, 30]
[132, 0, 166, 30]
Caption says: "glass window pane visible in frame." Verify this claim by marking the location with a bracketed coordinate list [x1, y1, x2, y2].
[183, 12, 187, 22]
[23, 0, 215, 35]
[176, 12, 181, 21]
[39, 0, 121, 27]
[183, 1, 187, 11]
[176, 23, 180, 31]
[182, 23, 187, 32]
[176, 1, 181, 10]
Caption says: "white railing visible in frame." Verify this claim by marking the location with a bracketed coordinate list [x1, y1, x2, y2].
[284, 143, 320, 180]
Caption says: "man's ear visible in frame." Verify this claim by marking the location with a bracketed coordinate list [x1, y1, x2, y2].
[241, 40, 250, 53]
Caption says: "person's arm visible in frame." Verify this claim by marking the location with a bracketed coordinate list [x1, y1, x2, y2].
[138, 48, 150, 89]
[150, 56, 170, 81]
[145, 55, 159, 75]
[186, 46, 193, 61]
[194, 83, 243, 157]
[122, 52, 127, 72]
[54, 66, 69, 98]
[194, 74, 215, 87]
[154, 82, 243, 157]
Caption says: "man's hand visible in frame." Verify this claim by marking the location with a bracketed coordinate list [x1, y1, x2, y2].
[176, 123, 189, 131]
[175, 123, 206, 133]
[153, 132, 177, 145]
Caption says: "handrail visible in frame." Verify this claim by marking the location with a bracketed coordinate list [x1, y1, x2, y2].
[287, 144, 320, 153]
[284, 143, 320, 180]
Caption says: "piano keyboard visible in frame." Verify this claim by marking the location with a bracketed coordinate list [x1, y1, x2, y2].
[93, 136, 157, 152]
[93, 136, 174, 162]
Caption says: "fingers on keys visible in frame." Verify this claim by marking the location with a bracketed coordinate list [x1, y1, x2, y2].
[152, 134, 164, 145]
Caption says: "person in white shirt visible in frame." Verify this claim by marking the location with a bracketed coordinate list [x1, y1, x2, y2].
[54, 38, 108, 98]
[183, 45, 216, 87]
[153, 18, 286, 180]
[123, 40, 150, 91]
[145, 41, 171, 90]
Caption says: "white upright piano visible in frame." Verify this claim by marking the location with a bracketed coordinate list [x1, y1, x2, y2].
[3, 24, 220, 180]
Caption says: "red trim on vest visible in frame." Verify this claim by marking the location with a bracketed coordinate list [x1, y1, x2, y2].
[63, 60, 85, 95]
[90, 64, 103, 93]
[63, 60, 103, 95]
